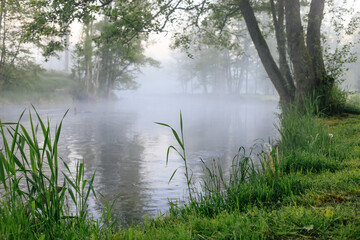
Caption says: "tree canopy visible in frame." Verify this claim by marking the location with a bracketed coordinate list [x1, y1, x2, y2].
[158, 0, 360, 112]
[1, 0, 359, 107]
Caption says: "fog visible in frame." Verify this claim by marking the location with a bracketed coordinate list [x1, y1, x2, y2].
[0, 94, 279, 226]
[2, 1, 360, 226]
[1, 29, 355, 225]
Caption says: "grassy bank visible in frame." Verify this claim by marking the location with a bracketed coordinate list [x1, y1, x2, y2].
[0, 71, 80, 104]
[1, 105, 360, 239]
[114, 107, 360, 239]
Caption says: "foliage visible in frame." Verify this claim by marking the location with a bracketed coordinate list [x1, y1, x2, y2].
[156, 97, 354, 219]
[276, 100, 343, 172]
[344, 93, 360, 114]
[25, 0, 162, 58]
[321, 7, 359, 114]
[162, 0, 360, 113]
[174, 43, 273, 95]
[0, 70, 84, 104]
[155, 112, 193, 201]
[71, 1, 160, 99]
[1, 0, 162, 99]
[0, 0, 41, 88]
[321, 84, 348, 115]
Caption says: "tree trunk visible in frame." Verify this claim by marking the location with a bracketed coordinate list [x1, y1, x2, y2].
[0, 0, 4, 88]
[1, 1, 6, 65]
[65, 34, 70, 72]
[270, 0, 295, 93]
[285, 0, 315, 99]
[84, 19, 93, 97]
[306, 0, 326, 87]
[238, 0, 294, 104]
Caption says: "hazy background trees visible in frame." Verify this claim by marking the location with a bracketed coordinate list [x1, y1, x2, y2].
[0, 0, 360, 108]
[71, 2, 159, 100]
[0, 0, 161, 102]
[160, 0, 360, 112]
[0, 0, 43, 90]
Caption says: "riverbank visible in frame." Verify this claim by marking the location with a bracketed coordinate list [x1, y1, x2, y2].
[0, 71, 81, 105]
[1, 107, 360, 239]
[113, 113, 360, 239]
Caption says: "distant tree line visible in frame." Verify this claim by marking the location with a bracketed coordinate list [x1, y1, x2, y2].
[0, 0, 160, 100]
[175, 44, 275, 95]
[166, 0, 360, 112]
[71, 1, 159, 99]
[1, 0, 359, 109]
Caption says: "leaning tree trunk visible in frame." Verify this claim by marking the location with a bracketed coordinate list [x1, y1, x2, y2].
[238, 0, 295, 104]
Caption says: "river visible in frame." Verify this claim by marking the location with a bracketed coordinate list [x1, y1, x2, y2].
[0, 94, 279, 225]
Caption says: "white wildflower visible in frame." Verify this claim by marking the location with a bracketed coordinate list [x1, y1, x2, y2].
[264, 143, 272, 153]
[328, 133, 334, 138]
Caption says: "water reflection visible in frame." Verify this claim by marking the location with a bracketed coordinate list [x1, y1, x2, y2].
[0, 95, 279, 225]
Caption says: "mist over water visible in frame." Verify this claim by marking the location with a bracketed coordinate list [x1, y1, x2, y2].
[0, 94, 279, 225]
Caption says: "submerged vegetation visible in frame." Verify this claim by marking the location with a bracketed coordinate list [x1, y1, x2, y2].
[1, 101, 360, 239]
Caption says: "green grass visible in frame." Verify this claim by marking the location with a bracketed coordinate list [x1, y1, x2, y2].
[344, 93, 360, 114]
[0, 71, 80, 104]
[115, 103, 360, 239]
[0, 107, 114, 239]
[2, 102, 360, 239]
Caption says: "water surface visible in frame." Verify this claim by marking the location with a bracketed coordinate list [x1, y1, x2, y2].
[0, 94, 279, 225]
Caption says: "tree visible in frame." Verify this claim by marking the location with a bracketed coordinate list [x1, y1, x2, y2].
[0, 0, 163, 99]
[25, 0, 162, 57]
[12, 0, 358, 108]
[95, 19, 159, 98]
[0, 0, 40, 89]
[71, 0, 159, 99]
[160, 0, 358, 111]
[175, 42, 271, 95]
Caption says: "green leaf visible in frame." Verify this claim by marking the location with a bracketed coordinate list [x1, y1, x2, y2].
[168, 168, 178, 183]
[166, 146, 184, 165]
[0, 152, 8, 189]
[171, 127, 184, 150]
[67, 188, 77, 206]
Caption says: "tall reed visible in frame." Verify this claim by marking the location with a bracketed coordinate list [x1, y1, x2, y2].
[157, 104, 342, 218]
[276, 99, 341, 173]
[156, 112, 194, 201]
[157, 113, 304, 218]
[0, 107, 96, 238]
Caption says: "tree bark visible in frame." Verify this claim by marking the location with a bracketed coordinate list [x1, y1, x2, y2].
[306, 0, 326, 87]
[270, 0, 295, 94]
[285, 0, 315, 99]
[1, 0, 6, 65]
[238, 0, 294, 104]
